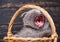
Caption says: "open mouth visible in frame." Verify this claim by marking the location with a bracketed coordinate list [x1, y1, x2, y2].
[34, 14, 45, 28]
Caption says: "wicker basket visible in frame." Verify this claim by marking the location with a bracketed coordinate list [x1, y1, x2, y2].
[4, 4, 58, 42]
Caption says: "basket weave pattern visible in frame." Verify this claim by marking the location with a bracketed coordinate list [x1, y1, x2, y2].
[4, 4, 58, 42]
[4, 39, 54, 42]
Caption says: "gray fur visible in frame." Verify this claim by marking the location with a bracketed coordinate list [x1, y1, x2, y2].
[13, 9, 52, 38]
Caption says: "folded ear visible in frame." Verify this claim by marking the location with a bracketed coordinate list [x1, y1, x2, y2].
[21, 12, 26, 18]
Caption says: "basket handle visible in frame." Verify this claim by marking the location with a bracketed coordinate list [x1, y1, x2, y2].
[7, 4, 57, 37]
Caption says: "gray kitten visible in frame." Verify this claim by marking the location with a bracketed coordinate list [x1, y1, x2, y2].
[13, 9, 52, 38]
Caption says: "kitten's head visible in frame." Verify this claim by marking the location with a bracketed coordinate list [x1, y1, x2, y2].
[21, 9, 50, 30]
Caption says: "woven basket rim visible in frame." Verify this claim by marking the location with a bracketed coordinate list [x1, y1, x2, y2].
[4, 37, 53, 40]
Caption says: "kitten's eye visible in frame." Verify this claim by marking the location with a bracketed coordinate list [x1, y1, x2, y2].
[34, 14, 45, 28]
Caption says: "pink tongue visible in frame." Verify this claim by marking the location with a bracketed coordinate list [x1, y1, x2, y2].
[35, 21, 44, 28]
[34, 15, 45, 28]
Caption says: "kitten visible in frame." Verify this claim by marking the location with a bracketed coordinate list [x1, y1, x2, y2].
[13, 9, 52, 38]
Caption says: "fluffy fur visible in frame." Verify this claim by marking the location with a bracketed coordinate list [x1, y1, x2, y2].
[13, 9, 52, 38]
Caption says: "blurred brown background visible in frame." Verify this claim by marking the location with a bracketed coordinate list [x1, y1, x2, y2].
[0, 0, 60, 42]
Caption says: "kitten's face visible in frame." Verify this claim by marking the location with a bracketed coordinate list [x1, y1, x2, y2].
[21, 9, 50, 30]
